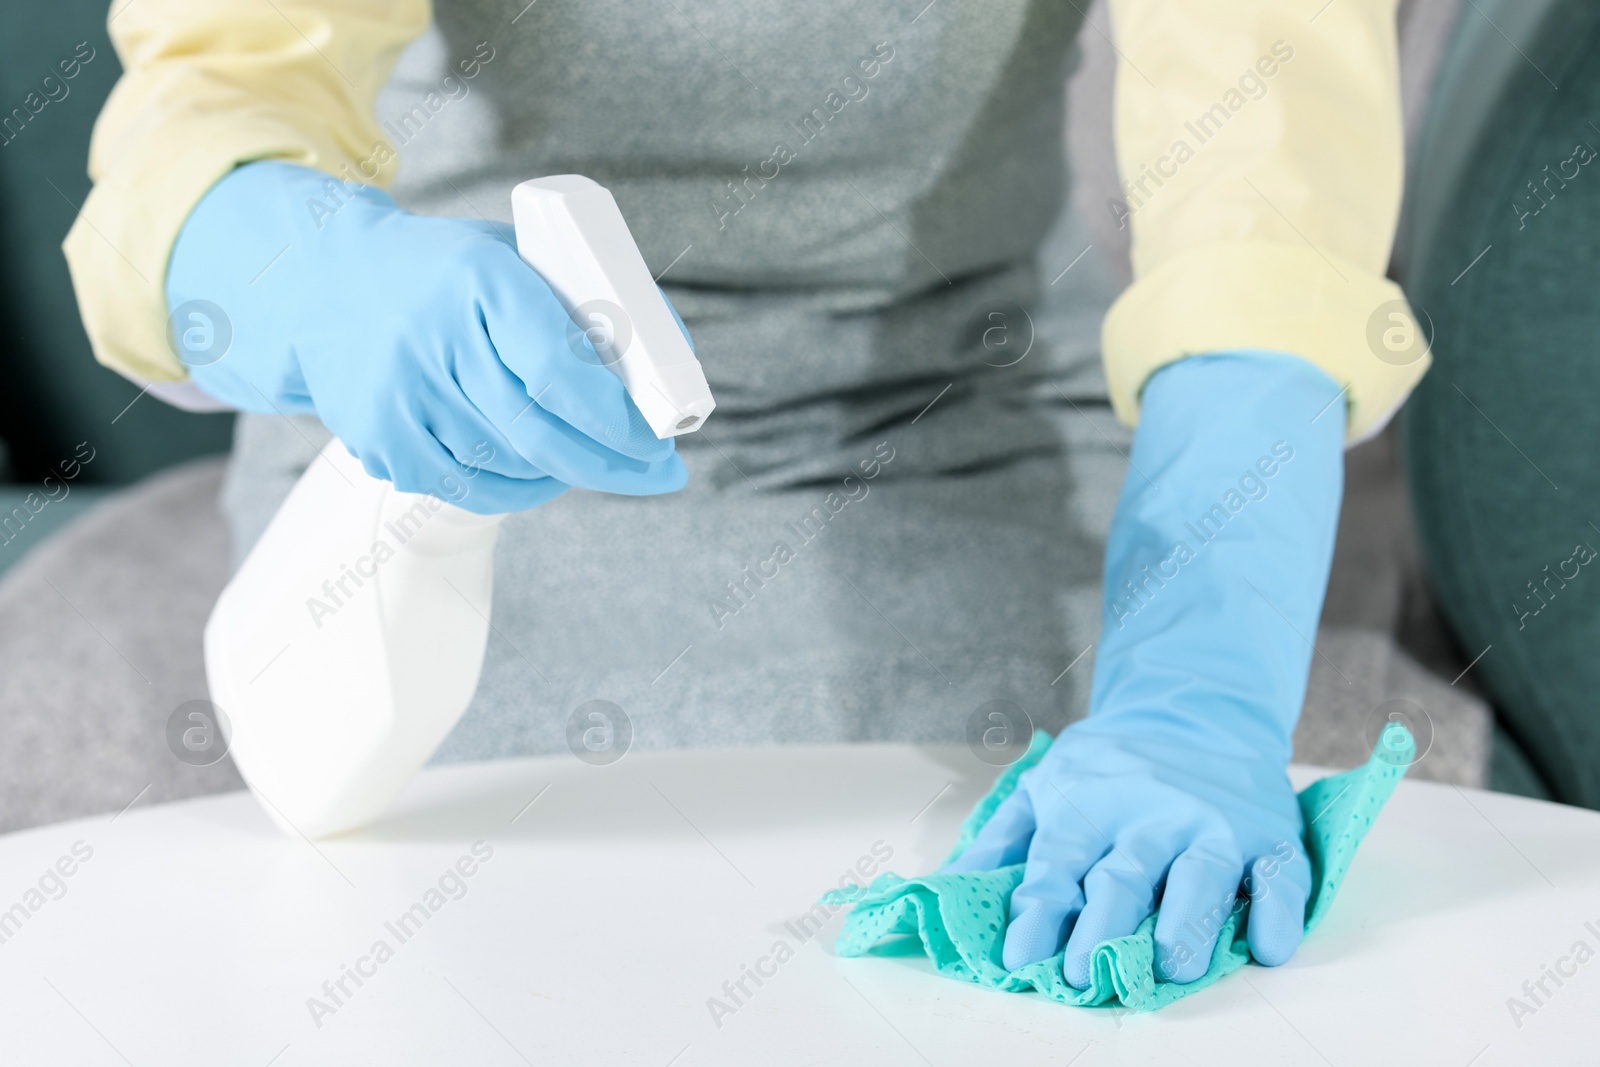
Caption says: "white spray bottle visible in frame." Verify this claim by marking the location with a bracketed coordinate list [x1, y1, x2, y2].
[203, 177, 714, 838]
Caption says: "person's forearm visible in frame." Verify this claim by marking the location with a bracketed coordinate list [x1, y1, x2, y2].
[1089, 351, 1345, 757]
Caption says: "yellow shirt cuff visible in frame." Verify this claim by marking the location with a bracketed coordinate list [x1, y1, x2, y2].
[1101, 243, 1430, 444]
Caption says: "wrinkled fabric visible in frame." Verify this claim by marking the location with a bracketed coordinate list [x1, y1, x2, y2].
[822, 723, 1414, 1011]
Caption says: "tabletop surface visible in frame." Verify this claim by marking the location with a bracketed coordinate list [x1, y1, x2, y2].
[0, 743, 1594, 1066]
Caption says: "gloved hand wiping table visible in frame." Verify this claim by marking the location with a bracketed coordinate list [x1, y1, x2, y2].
[825, 351, 1400, 1008]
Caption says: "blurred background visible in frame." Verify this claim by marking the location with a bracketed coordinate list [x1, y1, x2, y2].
[0, 2, 234, 571]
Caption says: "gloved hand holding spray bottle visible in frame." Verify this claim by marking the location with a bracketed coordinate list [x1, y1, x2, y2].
[171, 166, 713, 837]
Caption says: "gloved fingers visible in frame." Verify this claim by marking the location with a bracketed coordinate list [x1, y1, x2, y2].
[452, 344, 687, 496]
[421, 389, 559, 484]
[452, 319, 679, 485]
[475, 254, 676, 464]
[1243, 841, 1312, 967]
[1152, 842, 1245, 984]
[1061, 850, 1161, 989]
[348, 423, 570, 516]
[496, 402, 688, 496]
[442, 465, 570, 515]
[940, 790, 1035, 874]
[1000, 799, 1110, 971]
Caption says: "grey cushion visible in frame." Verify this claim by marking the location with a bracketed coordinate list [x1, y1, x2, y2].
[0, 458, 240, 832]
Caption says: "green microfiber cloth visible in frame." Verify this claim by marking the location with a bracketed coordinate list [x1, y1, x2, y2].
[821, 723, 1414, 1011]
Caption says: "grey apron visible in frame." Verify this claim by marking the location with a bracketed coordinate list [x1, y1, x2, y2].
[220, 0, 1130, 759]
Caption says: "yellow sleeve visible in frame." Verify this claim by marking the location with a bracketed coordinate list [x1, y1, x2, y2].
[1102, 0, 1425, 443]
[63, 0, 430, 384]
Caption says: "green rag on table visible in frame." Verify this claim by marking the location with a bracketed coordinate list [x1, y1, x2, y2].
[821, 723, 1414, 1011]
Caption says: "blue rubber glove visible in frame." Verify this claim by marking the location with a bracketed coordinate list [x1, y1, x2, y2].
[165, 161, 686, 514]
[946, 351, 1345, 987]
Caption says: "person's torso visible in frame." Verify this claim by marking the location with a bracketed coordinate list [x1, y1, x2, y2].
[417, 0, 1086, 305]
[221, 1, 1130, 761]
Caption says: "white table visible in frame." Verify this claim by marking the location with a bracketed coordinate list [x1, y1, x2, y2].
[0, 744, 1594, 1066]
